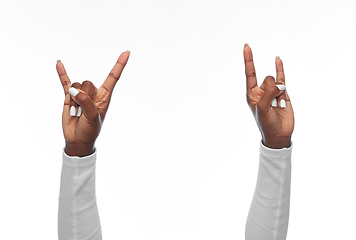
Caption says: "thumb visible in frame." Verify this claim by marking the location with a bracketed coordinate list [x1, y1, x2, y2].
[256, 86, 280, 116]
[68, 87, 100, 121]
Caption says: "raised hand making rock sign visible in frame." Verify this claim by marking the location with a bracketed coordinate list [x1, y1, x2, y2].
[243, 44, 294, 149]
[56, 51, 130, 157]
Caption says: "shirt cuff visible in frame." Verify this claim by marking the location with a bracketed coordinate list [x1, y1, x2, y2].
[62, 148, 97, 167]
[260, 141, 292, 155]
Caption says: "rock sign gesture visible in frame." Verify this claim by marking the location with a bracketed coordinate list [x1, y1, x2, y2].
[56, 51, 130, 157]
[243, 44, 294, 149]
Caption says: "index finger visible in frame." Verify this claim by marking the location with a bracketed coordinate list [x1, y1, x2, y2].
[101, 51, 130, 93]
[243, 44, 258, 92]
[56, 60, 72, 95]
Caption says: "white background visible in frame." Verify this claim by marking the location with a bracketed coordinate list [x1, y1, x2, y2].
[1, 0, 355, 239]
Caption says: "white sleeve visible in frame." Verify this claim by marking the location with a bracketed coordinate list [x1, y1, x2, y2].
[245, 142, 292, 240]
[58, 150, 102, 240]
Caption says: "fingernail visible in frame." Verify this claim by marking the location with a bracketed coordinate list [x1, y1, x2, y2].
[70, 106, 76, 116]
[276, 85, 286, 91]
[280, 99, 287, 108]
[57, 60, 61, 63]
[126, 50, 131, 54]
[76, 107, 82, 117]
[244, 43, 249, 47]
[271, 98, 277, 107]
[69, 87, 79, 97]
[276, 56, 280, 60]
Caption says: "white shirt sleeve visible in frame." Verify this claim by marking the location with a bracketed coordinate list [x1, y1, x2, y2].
[245, 142, 292, 240]
[58, 143, 291, 240]
[58, 149, 102, 240]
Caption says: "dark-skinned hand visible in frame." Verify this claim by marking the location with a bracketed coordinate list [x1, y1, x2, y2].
[243, 44, 294, 149]
[56, 51, 130, 156]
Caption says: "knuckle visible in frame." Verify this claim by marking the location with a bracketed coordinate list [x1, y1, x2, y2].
[109, 72, 119, 80]
[76, 91, 88, 102]
[247, 70, 256, 77]
[277, 77, 285, 82]
[81, 80, 96, 96]
[265, 75, 275, 82]
[62, 80, 70, 86]
[82, 80, 92, 86]
[71, 82, 81, 88]
[117, 61, 125, 67]
[263, 76, 276, 87]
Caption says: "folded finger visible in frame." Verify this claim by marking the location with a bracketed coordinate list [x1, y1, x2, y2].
[275, 88, 291, 109]
[273, 96, 287, 108]
[82, 80, 97, 97]
[272, 85, 287, 108]
[76, 106, 82, 117]
[257, 86, 280, 114]
[70, 105, 77, 116]
[260, 76, 276, 91]
[259, 76, 285, 108]
[68, 87, 99, 122]
[69, 83, 82, 116]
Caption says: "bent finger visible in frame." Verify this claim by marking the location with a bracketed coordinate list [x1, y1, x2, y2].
[257, 86, 281, 113]
[275, 84, 288, 108]
[275, 95, 287, 108]
[260, 76, 276, 91]
[68, 87, 99, 122]
[82, 80, 97, 98]
[68, 83, 81, 116]
[276, 90, 291, 109]
[260, 76, 286, 99]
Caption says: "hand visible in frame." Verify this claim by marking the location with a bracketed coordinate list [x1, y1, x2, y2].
[243, 44, 294, 149]
[57, 51, 130, 157]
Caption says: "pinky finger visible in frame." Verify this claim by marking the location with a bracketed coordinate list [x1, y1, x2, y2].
[275, 56, 285, 85]
[275, 57, 287, 108]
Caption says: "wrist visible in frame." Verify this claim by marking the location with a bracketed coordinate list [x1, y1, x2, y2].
[65, 141, 95, 157]
[262, 136, 291, 149]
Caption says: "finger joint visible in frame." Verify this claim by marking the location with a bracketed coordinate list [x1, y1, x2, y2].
[109, 72, 119, 81]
